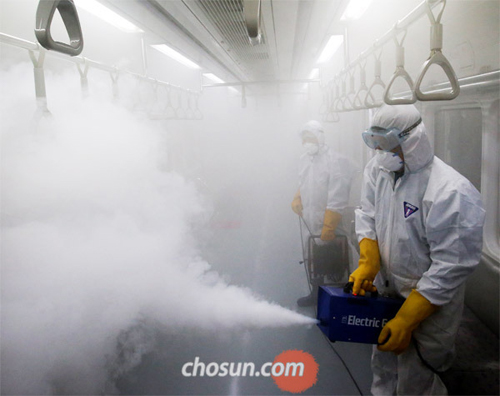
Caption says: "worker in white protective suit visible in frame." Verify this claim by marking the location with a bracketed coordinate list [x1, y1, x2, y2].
[350, 104, 485, 395]
[292, 120, 356, 306]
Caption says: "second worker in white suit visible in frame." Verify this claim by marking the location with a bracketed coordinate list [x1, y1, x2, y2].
[292, 120, 356, 306]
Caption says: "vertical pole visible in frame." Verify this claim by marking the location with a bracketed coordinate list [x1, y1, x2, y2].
[343, 26, 350, 69]
[29, 48, 49, 113]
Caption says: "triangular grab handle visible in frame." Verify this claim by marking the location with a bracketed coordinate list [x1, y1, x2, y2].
[384, 68, 417, 105]
[414, 51, 460, 101]
[364, 78, 385, 108]
[35, 0, 84, 56]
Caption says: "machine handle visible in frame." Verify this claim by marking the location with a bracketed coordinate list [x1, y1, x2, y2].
[343, 281, 379, 298]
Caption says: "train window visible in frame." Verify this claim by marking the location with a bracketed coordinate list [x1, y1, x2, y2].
[434, 107, 483, 191]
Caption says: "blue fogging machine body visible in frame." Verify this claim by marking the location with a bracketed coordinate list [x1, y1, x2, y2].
[316, 284, 404, 344]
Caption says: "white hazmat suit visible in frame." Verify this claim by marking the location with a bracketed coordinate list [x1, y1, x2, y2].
[297, 120, 355, 238]
[355, 105, 485, 395]
[292, 120, 358, 306]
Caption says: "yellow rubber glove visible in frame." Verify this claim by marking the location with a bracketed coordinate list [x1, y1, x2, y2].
[348, 238, 381, 296]
[378, 289, 439, 354]
[291, 190, 303, 216]
[320, 210, 342, 241]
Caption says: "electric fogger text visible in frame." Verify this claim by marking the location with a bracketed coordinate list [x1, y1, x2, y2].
[342, 315, 389, 328]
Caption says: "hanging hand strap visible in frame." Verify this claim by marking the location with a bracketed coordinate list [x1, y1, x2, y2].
[353, 61, 369, 109]
[384, 27, 417, 105]
[326, 80, 340, 122]
[332, 78, 342, 113]
[414, 0, 460, 101]
[344, 68, 357, 111]
[76, 58, 89, 95]
[364, 47, 386, 108]
[35, 0, 84, 56]
[193, 93, 203, 120]
[110, 68, 119, 100]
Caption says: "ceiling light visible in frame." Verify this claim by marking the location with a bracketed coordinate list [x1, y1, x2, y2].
[78, 0, 143, 33]
[204, 73, 225, 84]
[340, 0, 373, 21]
[151, 44, 200, 69]
[309, 68, 319, 79]
[316, 35, 343, 64]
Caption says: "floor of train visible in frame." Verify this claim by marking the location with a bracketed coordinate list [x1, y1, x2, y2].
[115, 192, 374, 395]
[114, 315, 373, 395]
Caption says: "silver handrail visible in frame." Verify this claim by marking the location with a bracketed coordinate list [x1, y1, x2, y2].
[0, 32, 201, 119]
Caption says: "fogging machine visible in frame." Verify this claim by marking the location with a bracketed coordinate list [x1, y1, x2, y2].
[316, 283, 404, 344]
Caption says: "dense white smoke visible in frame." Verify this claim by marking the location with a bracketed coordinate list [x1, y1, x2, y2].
[0, 64, 315, 395]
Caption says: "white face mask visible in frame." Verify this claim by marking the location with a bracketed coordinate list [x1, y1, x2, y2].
[303, 143, 319, 156]
[376, 150, 403, 171]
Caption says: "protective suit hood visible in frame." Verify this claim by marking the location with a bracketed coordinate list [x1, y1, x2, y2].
[299, 120, 325, 146]
[372, 105, 434, 173]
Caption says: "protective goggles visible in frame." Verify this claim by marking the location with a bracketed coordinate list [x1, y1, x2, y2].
[362, 118, 422, 151]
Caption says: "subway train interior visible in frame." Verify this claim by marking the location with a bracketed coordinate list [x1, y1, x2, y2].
[1, 0, 499, 395]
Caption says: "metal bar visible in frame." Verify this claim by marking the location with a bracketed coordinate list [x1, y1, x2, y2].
[0, 32, 39, 51]
[0, 31, 200, 94]
[385, 70, 499, 98]
[203, 79, 320, 88]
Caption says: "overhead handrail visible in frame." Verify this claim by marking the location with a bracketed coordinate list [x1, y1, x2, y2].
[364, 47, 386, 108]
[345, 68, 357, 111]
[353, 61, 369, 109]
[35, 0, 84, 56]
[0, 32, 202, 120]
[384, 27, 417, 105]
[414, 0, 460, 100]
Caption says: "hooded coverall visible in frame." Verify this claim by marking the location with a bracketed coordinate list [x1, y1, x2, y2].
[297, 121, 356, 239]
[355, 105, 485, 395]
